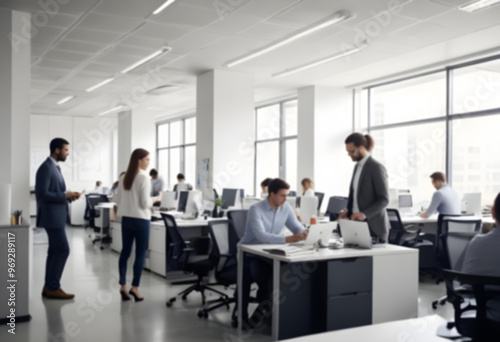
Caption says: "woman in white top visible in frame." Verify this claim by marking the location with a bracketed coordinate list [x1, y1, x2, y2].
[301, 178, 315, 197]
[114, 148, 160, 301]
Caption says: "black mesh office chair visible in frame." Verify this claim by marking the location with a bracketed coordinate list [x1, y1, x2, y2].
[387, 209, 435, 271]
[227, 210, 248, 255]
[442, 269, 500, 341]
[314, 192, 325, 212]
[432, 216, 481, 309]
[85, 194, 111, 249]
[325, 196, 348, 221]
[162, 213, 227, 307]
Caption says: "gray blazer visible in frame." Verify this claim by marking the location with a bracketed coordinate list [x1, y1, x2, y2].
[347, 156, 389, 241]
[35, 157, 69, 229]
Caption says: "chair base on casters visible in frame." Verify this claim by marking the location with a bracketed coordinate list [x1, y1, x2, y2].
[166, 280, 229, 308]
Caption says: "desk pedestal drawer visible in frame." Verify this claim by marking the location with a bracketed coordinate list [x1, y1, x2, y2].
[150, 251, 166, 277]
[327, 293, 372, 331]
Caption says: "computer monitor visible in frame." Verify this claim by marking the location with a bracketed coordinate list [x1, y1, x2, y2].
[160, 191, 177, 209]
[185, 190, 203, 217]
[177, 191, 189, 212]
[221, 188, 243, 209]
[462, 193, 482, 216]
[398, 194, 412, 209]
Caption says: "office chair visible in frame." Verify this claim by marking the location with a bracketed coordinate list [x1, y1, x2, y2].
[227, 210, 248, 256]
[314, 192, 325, 213]
[85, 194, 111, 249]
[161, 213, 227, 307]
[288, 190, 296, 197]
[325, 196, 348, 221]
[442, 269, 500, 342]
[432, 216, 481, 309]
[386, 209, 435, 271]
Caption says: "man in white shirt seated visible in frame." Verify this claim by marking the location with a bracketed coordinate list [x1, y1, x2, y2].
[239, 178, 307, 328]
[420, 172, 460, 218]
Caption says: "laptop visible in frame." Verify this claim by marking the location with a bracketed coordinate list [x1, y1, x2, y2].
[289, 222, 337, 249]
[338, 219, 372, 249]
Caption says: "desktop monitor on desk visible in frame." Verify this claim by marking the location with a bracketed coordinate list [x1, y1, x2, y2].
[161, 191, 177, 209]
[398, 194, 413, 214]
[462, 192, 481, 216]
[177, 191, 189, 212]
[221, 188, 243, 209]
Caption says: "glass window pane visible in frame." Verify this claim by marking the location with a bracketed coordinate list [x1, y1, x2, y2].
[452, 59, 500, 114]
[157, 124, 169, 148]
[158, 149, 169, 188]
[257, 104, 280, 140]
[185, 146, 196, 188]
[283, 100, 298, 137]
[452, 115, 500, 206]
[370, 122, 446, 208]
[170, 121, 182, 146]
[255, 141, 279, 195]
[285, 139, 297, 193]
[185, 117, 196, 145]
[169, 147, 181, 188]
[370, 72, 446, 126]
[354, 89, 369, 131]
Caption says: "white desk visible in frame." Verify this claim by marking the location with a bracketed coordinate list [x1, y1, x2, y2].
[401, 214, 495, 234]
[237, 243, 419, 340]
[281, 315, 449, 342]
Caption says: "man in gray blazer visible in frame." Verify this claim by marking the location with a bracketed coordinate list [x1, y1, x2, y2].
[36, 138, 81, 299]
[339, 133, 390, 242]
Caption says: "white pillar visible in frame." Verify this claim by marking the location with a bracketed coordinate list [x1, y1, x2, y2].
[297, 86, 353, 210]
[196, 69, 254, 197]
[0, 9, 31, 220]
[117, 110, 132, 173]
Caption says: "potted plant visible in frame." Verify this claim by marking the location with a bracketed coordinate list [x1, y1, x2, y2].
[213, 198, 223, 217]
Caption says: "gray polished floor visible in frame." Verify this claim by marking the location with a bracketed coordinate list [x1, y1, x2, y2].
[2, 227, 454, 342]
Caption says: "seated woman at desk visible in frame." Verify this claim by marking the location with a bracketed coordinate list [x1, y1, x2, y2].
[301, 178, 315, 197]
[114, 148, 160, 302]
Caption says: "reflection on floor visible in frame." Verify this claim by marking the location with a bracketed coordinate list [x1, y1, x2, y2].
[1, 226, 455, 342]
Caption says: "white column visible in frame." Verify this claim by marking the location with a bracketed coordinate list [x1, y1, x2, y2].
[0, 9, 31, 221]
[117, 110, 132, 173]
[297, 86, 353, 210]
[196, 69, 254, 197]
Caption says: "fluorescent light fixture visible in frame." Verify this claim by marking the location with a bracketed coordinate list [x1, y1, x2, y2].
[99, 105, 125, 116]
[272, 43, 368, 78]
[224, 11, 354, 68]
[86, 77, 115, 92]
[459, 0, 500, 12]
[152, 0, 176, 15]
[121, 46, 172, 74]
[57, 95, 74, 105]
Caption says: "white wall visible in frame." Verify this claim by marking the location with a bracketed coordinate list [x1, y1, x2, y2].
[30, 115, 117, 191]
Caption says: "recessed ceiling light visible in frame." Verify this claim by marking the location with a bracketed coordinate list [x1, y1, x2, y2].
[146, 84, 181, 95]
[459, 0, 500, 12]
[152, 0, 176, 15]
[121, 46, 172, 74]
[99, 105, 125, 116]
[57, 95, 74, 105]
[86, 77, 115, 92]
[223, 11, 354, 68]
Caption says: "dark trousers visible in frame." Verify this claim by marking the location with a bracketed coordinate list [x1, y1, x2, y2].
[119, 217, 150, 287]
[44, 228, 70, 291]
[241, 254, 273, 321]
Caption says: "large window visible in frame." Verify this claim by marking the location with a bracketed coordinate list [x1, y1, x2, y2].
[156, 117, 196, 190]
[362, 55, 500, 206]
[255, 99, 297, 195]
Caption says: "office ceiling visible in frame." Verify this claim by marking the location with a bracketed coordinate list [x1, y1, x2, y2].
[2, 0, 500, 119]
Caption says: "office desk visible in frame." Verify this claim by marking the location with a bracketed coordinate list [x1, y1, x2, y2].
[281, 315, 449, 342]
[94, 202, 114, 249]
[237, 244, 418, 340]
[401, 215, 494, 234]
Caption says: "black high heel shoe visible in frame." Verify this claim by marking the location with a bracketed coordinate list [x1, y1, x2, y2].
[129, 289, 144, 302]
[120, 290, 130, 301]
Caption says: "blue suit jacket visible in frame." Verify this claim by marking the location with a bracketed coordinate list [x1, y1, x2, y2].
[35, 157, 68, 229]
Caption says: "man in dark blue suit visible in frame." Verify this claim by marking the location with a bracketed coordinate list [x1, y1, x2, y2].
[36, 138, 81, 299]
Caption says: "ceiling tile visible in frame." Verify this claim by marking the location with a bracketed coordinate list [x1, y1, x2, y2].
[44, 49, 93, 62]
[54, 39, 105, 54]
[171, 31, 227, 49]
[119, 34, 167, 50]
[76, 12, 143, 33]
[93, 0, 160, 18]
[43, 13, 79, 29]
[64, 27, 123, 45]
[397, 0, 453, 20]
[37, 58, 81, 70]
[134, 22, 194, 42]
[150, 3, 220, 28]
[239, 22, 298, 41]
[205, 13, 262, 34]
[31, 26, 65, 51]
[429, 7, 500, 33]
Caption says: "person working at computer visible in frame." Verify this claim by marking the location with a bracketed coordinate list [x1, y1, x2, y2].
[114, 148, 161, 302]
[149, 168, 164, 207]
[172, 173, 193, 192]
[239, 178, 307, 328]
[339, 133, 390, 242]
[301, 178, 315, 196]
[260, 177, 272, 198]
[461, 192, 500, 322]
[419, 172, 460, 218]
[92, 181, 103, 194]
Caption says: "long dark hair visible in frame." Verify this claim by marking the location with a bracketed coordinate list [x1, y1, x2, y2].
[123, 148, 149, 190]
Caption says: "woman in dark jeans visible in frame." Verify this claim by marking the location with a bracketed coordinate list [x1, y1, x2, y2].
[114, 148, 160, 301]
